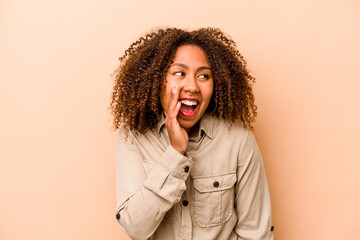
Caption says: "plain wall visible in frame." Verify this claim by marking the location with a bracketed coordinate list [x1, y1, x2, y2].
[1, 0, 359, 239]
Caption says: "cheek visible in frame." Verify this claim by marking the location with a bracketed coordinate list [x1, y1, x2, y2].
[203, 82, 214, 103]
[163, 76, 178, 93]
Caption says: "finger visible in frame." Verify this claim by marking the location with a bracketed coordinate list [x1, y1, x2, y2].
[168, 86, 180, 117]
[175, 101, 181, 114]
[168, 86, 178, 113]
[169, 101, 181, 127]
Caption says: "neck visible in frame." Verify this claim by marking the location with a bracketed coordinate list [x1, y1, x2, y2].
[185, 122, 200, 138]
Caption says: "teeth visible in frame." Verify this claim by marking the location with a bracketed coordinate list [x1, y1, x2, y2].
[180, 100, 198, 106]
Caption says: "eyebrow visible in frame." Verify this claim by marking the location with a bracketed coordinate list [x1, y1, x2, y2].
[170, 63, 211, 71]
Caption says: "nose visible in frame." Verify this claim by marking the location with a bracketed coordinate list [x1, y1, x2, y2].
[182, 75, 199, 93]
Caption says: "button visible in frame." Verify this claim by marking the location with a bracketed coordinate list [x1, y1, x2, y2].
[213, 181, 219, 188]
[116, 213, 120, 220]
[182, 200, 189, 206]
[270, 225, 274, 231]
[184, 166, 189, 173]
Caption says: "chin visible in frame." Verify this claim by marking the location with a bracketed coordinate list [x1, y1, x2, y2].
[177, 118, 197, 130]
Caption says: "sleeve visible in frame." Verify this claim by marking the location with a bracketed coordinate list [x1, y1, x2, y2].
[235, 130, 274, 240]
[114, 126, 193, 240]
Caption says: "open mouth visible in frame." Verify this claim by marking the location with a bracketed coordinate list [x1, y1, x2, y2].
[179, 99, 199, 117]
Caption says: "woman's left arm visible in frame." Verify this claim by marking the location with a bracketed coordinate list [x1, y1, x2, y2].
[234, 130, 274, 240]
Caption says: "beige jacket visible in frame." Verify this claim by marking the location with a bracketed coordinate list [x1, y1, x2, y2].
[115, 113, 274, 240]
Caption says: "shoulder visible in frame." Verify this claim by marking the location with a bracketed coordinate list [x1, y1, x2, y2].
[117, 124, 132, 141]
[117, 123, 162, 149]
[116, 124, 136, 151]
[116, 124, 146, 148]
[211, 116, 253, 141]
[211, 116, 259, 153]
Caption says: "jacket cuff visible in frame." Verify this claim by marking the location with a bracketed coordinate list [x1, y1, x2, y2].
[159, 145, 193, 180]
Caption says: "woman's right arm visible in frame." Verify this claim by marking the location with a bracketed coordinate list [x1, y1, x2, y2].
[115, 126, 192, 240]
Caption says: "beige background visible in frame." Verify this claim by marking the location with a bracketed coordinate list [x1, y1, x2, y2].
[1, 0, 360, 239]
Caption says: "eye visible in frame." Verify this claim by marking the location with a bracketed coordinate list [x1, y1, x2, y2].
[198, 74, 210, 79]
[174, 72, 185, 77]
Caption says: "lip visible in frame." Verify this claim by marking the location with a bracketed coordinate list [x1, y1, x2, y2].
[178, 98, 200, 118]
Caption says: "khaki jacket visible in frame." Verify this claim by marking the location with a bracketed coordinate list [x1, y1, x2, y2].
[115, 113, 274, 240]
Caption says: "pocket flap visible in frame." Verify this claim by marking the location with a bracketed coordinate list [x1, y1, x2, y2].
[193, 172, 236, 193]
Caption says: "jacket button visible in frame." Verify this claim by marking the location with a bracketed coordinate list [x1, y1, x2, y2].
[213, 181, 219, 188]
[116, 213, 120, 220]
[182, 200, 189, 206]
[184, 166, 189, 173]
[270, 225, 274, 231]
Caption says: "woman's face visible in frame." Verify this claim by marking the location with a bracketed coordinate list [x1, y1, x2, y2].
[161, 44, 214, 134]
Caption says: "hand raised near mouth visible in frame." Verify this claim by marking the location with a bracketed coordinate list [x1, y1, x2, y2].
[164, 86, 188, 155]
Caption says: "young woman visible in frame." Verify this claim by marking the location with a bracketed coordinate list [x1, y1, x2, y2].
[111, 28, 274, 240]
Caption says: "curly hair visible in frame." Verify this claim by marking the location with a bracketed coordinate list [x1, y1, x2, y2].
[110, 27, 257, 134]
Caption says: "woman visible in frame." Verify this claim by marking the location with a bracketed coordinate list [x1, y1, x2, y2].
[111, 28, 274, 240]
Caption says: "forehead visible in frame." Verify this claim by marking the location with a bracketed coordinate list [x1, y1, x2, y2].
[171, 45, 211, 67]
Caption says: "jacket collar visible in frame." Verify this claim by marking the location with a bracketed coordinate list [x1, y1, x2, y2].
[156, 112, 214, 140]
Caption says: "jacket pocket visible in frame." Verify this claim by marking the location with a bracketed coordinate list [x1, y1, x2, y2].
[193, 172, 236, 227]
